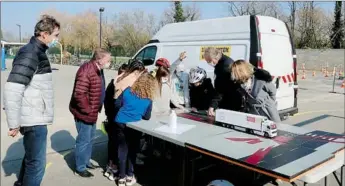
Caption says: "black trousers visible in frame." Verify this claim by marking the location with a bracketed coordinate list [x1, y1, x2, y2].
[105, 121, 118, 165]
[114, 122, 141, 178]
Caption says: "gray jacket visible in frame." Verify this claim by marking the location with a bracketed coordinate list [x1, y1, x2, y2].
[3, 37, 54, 129]
[240, 69, 281, 122]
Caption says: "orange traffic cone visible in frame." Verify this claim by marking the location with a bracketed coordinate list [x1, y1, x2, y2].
[324, 70, 329, 77]
[341, 80, 345, 88]
[301, 71, 306, 79]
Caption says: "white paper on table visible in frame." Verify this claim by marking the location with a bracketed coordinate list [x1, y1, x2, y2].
[154, 123, 195, 135]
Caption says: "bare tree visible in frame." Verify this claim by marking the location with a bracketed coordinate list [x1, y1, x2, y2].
[71, 10, 99, 52]
[295, 2, 333, 48]
[227, 2, 283, 18]
[112, 11, 157, 56]
[287, 2, 299, 39]
[184, 3, 201, 21]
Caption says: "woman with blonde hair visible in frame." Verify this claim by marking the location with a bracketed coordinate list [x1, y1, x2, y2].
[229, 60, 281, 122]
[152, 66, 171, 114]
[113, 72, 157, 186]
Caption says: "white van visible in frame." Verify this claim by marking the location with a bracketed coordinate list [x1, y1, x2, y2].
[129, 15, 298, 119]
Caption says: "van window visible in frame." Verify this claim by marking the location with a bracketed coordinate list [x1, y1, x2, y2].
[134, 46, 157, 66]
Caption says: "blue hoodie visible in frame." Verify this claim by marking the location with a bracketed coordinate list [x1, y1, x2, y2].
[114, 87, 152, 124]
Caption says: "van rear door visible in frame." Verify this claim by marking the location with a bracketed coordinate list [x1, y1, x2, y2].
[257, 16, 296, 114]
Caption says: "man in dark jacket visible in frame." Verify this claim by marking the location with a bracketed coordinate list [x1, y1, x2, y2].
[3, 15, 60, 186]
[204, 47, 242, 116]
[69, 48, 111, 177]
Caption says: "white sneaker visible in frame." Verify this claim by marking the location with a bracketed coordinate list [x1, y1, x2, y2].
[153, 149, 161, 157]
[104, 166, 111, 177]
[136, 153, 146, 159]
[118, 178, 126, 186]
[104, 166, 118, 181]
[141, 141, 148, 151]
[136, 157, 144, 165]
[126, 176, 137, 186]
[109, 172, 116, 181]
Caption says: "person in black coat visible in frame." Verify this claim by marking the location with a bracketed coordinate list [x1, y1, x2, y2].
[189, 67, 216, 112]
[103, 64, 128, 180]
[203, 47, 242, 116]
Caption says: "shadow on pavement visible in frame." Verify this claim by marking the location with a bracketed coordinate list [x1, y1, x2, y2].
[50, 129, 107, 173]
[51, 130, 76, 172]
[2, 137, 24, 180]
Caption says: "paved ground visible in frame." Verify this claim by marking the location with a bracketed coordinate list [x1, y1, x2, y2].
[1, 61, 344, 186]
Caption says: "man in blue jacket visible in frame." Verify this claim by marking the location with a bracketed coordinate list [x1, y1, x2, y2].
[3, 15, 60, 186]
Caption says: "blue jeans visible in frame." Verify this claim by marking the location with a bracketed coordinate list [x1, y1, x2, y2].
[75, 119, 96, 172]
[18, 125, 48, 186]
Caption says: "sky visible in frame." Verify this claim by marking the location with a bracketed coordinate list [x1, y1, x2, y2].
[1, 1, 335, 40]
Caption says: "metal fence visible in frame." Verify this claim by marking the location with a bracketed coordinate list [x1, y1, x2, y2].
[47, 54, 130, 70]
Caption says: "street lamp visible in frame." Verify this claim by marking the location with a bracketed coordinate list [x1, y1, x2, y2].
[16, 24, 21, 43]
[99, 7, 105, 48]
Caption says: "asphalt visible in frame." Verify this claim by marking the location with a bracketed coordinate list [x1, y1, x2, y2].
[1, 62, 344, 186]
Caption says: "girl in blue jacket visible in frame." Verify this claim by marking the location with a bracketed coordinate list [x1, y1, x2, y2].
[114, 72, 157, 186]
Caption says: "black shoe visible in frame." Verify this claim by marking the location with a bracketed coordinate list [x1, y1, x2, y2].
[86, 163, 100, 170]
[75, 170, 94, 178]
[14, 181, 22, 186]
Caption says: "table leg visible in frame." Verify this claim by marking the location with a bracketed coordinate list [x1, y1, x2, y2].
[331, 165, 345, 186]
[291, 182, 298, 186]
[179, 146, 187, 186]
[341, 165, 344, 186]
[324, 175, 327, 186]
[334, 171, 342, 186]
[190, 157, 195, 186]
[304, 182, 308, 186]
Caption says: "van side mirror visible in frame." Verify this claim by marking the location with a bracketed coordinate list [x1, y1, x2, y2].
[143, 58, 154, 66]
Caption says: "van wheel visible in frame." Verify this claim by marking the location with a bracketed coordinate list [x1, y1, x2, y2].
[230, 125, 234, 129]
[264, 132, 269, 138]
[250, 130, 254, 134]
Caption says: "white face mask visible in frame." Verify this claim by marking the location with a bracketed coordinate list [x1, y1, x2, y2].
[207, 62, 216, 67]
[242, 78, 253, 91]
[101, 62, 111, 69]
[161, 77, 169, 83]
[47, 38, 58, 48]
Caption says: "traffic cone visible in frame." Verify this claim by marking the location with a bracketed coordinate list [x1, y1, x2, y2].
[301, 70, 306, 79]
[341, 80, 345, 88]
[324, 70, 329, 77]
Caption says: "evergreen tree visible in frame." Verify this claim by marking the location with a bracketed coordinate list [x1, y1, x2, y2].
[173, 1, 186, 22]
[330, 1, 344, 48]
